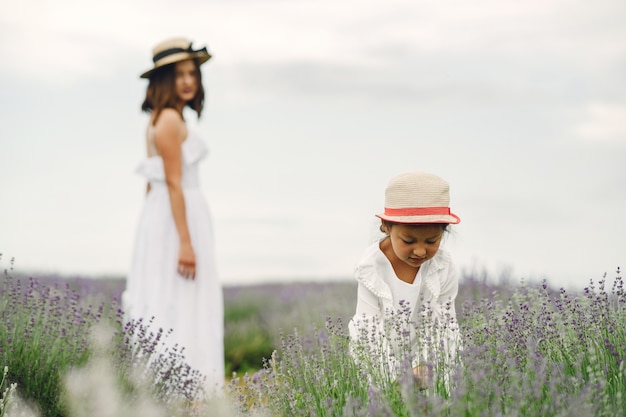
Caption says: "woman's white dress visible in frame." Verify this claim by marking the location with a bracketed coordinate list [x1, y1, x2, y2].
[122, 125, 224, 392]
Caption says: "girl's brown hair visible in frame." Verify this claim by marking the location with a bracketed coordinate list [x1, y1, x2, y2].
[141, 59, 205, 124]
[380, 220, 449, 234]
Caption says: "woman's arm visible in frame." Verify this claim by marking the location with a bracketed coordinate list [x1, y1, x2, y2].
[153, 108, 196, 280]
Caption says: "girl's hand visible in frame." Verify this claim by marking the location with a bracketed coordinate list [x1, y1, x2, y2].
[412, 363, 433, 390]
[177, 241, 196, 280]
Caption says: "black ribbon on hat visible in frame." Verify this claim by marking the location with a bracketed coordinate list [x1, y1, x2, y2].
[152, 44, 208, 63]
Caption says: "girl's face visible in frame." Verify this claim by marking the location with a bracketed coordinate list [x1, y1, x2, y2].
[382, 223, 444, 270]
[174, 59, 199, 104]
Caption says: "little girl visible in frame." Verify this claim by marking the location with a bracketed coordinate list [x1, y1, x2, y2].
[348, 170, 461, 389]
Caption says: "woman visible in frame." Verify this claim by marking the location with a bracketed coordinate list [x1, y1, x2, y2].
[123, 37, 224, 393]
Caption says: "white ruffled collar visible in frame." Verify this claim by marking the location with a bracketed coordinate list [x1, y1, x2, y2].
[354, 240, 447, 302]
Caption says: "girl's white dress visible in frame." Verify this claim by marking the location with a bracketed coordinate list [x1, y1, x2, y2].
[122, 125, 224, 392]
[348, 240, 459, 378]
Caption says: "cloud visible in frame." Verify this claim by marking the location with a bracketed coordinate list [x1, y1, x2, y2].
[575, 103, 626, 142]
[3, 0, 625, 86]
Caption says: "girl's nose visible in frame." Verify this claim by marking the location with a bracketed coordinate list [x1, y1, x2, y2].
[413, 246, 426, 257]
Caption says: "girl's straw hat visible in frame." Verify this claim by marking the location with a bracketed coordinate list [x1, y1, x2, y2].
[140, 37, 212, 79]
[376, 171, 461, 224]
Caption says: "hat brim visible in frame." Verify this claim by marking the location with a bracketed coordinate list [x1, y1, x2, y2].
[375, 213, 461, 224]
[140, 52, 211, 79]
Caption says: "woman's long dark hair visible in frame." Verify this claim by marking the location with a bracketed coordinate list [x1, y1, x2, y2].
[141, 59, 205, 124]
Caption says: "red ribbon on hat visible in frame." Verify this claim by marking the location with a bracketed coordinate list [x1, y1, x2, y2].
[384, 207, 451, 216]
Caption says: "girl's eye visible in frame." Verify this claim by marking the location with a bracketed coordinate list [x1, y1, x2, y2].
[402, 240, 414, 245]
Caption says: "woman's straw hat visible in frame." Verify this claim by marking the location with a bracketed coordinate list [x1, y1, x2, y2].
[376, 171, 461, 224]
[140, 37, 212, 79]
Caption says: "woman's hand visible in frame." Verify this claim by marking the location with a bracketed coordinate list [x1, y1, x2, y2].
[412, 363, 433, 390]
[177, 241, 196, 280]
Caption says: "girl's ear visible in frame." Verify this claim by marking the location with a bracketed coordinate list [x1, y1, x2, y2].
[379, 221, 390, 235]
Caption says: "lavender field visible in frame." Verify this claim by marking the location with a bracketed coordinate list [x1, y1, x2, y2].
[2, 257, 625, 417]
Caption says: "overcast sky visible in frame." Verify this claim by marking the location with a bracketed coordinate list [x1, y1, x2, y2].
[1, 0, 625, 290]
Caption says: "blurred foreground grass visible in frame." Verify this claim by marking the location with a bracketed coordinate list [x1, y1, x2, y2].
[8, 261, 622, 417]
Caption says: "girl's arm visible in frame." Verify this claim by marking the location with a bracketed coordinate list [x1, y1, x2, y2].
[413, 256, 460, 374]
[439, 258, 459, 326]
[436, 258, 461, 364]
[153, 108, 196, 279]
[354, 282, 380, 317]
[349, 283, 382, 344]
